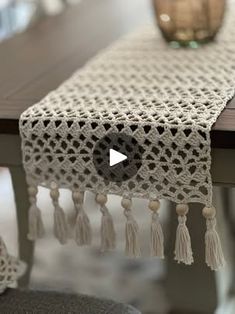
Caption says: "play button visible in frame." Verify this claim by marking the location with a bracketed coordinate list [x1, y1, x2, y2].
[93, 133, 143, 183]
[109, 149, 127, 167]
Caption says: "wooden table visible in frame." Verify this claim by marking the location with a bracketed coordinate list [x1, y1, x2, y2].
[0, 0, 235, 141]
[0, 0, 234, 185]
[0, 0, 234, 312]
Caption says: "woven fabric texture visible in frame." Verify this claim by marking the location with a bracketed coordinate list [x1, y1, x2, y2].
[0, 289, 141, 314]
[20, 20, 235, 206]
[17, 12, 234, 269]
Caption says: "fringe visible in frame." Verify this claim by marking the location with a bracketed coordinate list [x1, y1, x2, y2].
[174, 204, 194, 265]
[28, 204, 45, 241]
[96, 194, 116, 251]
[50, 185, 68, 244]
[203, 207, 225, 270]
[121, 197, 141, 258]
[149, 200, 164, 258]
[27, 186, 45, 241]
[72, 191, 92, 246]
[24, 181, 226, 271]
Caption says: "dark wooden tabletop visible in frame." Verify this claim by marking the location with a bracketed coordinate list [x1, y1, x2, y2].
[0, 0, 234, 149]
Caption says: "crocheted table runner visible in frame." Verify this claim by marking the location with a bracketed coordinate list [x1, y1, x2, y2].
[18, 16, 235, 271]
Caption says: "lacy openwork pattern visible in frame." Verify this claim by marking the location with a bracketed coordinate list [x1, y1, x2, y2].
[20, 24, 235, 206]
[0, 237, 26, 294]
[18, 12, 235, 270]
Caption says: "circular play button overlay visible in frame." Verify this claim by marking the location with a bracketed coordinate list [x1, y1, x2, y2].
[93, 133, 143, 183]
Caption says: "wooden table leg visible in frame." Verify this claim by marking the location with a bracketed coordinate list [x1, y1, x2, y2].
[9, 165, 34, 288]
[214, 187, 235, 314]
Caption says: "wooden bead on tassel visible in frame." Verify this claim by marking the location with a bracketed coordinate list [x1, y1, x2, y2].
[202, 206, 216, 219]
[176, 203, 189, 216]
[149, 200, 160, 212]
[121, 198, 132, 210]
[96, 194, 107, 206]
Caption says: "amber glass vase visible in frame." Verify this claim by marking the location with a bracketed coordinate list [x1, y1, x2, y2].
[153, 0, 226, 46]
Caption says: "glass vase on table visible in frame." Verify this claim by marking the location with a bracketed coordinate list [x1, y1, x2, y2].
[153, 0, 226, 47]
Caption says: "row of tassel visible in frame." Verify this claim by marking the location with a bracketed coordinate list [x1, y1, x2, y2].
[27, 183, 225, 271]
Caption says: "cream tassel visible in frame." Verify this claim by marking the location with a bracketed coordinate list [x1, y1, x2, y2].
[96, 193, 116, 251]
[121, 197, 141, 257]
[203, 206, 225, 271]
[174, 204, 194, 265]
[149, 199, 164, 258]
[27, 186, 45, 241]
[50, 184, 68, 244]
[72, 190, 92, 246]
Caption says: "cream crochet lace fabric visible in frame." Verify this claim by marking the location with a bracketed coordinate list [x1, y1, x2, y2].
[0, 237, 26, 294]
[20, 26, 235, 204]
[19, 18, 235, 270]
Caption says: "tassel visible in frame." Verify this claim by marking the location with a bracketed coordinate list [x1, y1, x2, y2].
[121, 197, 141, 258]
[203, 206, 225, 271]
[50, 184, 68, 244]
[27, 186, 45, 241]
[174, 204, 194, 265]
[96, 193, 116, 252]
[72, 190, 92, 246]
[148, 199, 164, 258]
